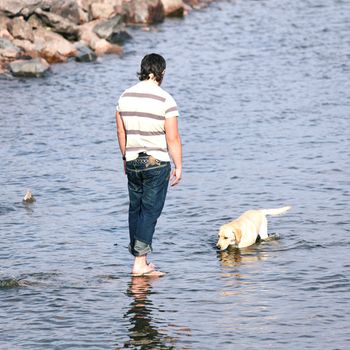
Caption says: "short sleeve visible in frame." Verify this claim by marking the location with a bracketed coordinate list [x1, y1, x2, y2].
[164, 94, 179, 119]
[116, 97, 121, 112]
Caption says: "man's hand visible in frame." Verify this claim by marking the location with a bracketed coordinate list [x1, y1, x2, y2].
[170, 167, 182, 186]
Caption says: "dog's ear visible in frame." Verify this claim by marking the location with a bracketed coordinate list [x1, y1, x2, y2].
[234, 227, 242, 244]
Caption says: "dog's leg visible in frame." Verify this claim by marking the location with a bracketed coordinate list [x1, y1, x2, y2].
[259, 217, 269, 239]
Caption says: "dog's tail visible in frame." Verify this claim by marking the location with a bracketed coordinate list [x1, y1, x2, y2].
[261, 206, 291, 216]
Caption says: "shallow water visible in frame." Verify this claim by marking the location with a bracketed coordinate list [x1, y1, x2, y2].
[1, 0, 350, 349]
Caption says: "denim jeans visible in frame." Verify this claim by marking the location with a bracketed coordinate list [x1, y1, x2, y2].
[126, 153, 171, 256]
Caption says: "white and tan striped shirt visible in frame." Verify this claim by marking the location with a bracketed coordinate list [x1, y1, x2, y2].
[116, 80, 179, 162]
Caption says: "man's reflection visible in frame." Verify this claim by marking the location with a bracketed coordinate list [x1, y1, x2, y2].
[123, 276, 181, 349]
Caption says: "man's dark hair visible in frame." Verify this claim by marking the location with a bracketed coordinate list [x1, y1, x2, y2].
[138, 53, 166, 83]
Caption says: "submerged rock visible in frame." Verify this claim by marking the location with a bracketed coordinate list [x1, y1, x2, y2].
[10, 57, 49, 77]
[0, 279, 21, 288]
[22, 190, 36, 202]
[74, 44, 97, 62]
[107, 30, 132, 45]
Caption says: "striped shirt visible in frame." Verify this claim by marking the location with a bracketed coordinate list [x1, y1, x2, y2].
[116, 80, 179, 162]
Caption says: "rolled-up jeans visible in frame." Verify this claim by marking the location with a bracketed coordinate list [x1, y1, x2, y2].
[126, 152, 171, 257]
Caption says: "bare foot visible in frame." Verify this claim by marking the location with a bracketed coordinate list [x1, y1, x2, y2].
[131, 269, 165, 277]
[147, 262, 156, 270]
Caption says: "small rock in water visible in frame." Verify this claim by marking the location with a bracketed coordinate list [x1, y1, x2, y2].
[23, 190, 36, 203]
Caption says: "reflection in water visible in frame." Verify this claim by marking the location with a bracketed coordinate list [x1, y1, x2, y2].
[123, 276, 185, 349]
[217, 246, 267, 268]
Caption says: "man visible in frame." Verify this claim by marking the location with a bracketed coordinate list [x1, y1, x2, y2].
[116, 53, 182, 276]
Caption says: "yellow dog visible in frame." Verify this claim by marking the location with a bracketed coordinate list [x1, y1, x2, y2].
[217, 206, 291, 250]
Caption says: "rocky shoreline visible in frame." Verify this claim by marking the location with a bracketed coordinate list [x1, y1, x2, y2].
[0, 0, 216, 78]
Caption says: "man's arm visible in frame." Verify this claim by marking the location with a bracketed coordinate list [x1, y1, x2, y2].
[116, 111, 126, 172]
[165, 117, 182, 186]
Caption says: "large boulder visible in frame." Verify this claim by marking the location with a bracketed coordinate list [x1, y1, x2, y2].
[9, 57, 50, 77]
[161, 0, 184, 17]
[122, 0, 165, 24]
[34, 8, 79, 41]
[7, 16, 34, 42]
[34, 27, 77, 63]
[0, 37, 20, 59]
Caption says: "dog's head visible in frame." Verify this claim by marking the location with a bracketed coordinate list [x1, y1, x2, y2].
[216, 223, 242, 251]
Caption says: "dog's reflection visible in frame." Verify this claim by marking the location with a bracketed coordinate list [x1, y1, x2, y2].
[217, 245, 267, 268]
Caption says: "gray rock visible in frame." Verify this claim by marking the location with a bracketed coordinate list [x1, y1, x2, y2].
[93, 15, 124, 39]
[50, 0, 81, 25]
[10, 57, 50, 77]
[75, 45, 97, 62]
[7, 16, 34, 42]
[107, 30, 132, 45]
[34, 8, 79, 41]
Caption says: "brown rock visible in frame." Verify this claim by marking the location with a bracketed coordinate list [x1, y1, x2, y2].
[0, 37, 20, 59]
[13, 38, 38, 57]
[27, 14, 44, 29]
[79, 20, 101, 49]
[34, 27, 77, 63]
[161, 0, 184, 17]
[94, 38, 122, 56]
[77, 0, 123, 20]
[90, 2, 115, 20]
[79, 20, 122, 56]
[0, 15, 9, 30]
[123, 0, 165, 24]
[0, 28, 12, 40]
[0, 0, 42, 17]
[7, 16, 34, 42]
[0, 61, 6, 74]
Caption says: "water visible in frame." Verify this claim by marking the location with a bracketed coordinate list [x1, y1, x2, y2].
[1, 0, 350, 348]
